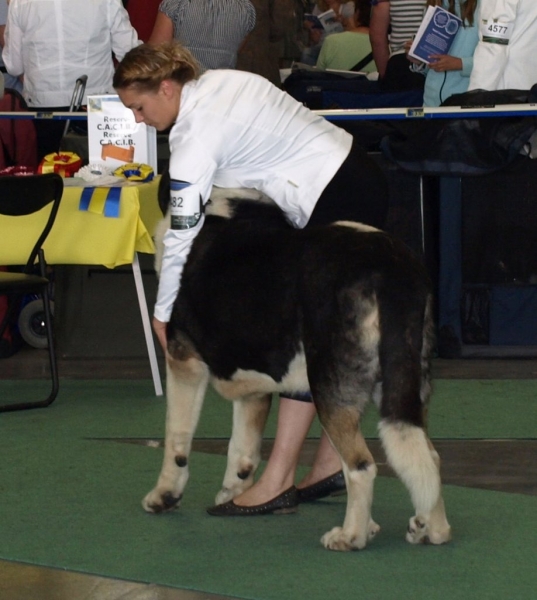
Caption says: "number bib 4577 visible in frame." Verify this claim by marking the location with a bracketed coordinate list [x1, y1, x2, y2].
[481, 20, 515, 45]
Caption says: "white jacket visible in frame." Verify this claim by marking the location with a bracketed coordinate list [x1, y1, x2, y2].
[4, 0, 139, 107]
[154, 69, 352, 322]
[469, 0, 537, 91]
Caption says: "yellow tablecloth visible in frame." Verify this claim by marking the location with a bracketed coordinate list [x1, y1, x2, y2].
[0, 178, 162, 268]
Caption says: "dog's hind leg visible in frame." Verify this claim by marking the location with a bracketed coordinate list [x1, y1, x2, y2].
[142, 355, 209, 513]
[215, 393, 272, 505]
[319, 406, 380, 551]
[379, 420, 451, 545]
[377, 297, 451, 544]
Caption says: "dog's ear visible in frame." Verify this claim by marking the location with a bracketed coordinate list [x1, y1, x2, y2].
[158, 166, 171, 216]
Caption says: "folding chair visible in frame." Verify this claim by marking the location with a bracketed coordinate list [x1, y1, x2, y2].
[62, 75, 88, 139]
[0, 173, 64, 412]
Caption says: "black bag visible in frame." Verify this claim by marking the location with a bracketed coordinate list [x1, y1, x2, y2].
[283, 68, 423, 110]
[380, 86, 537, 176]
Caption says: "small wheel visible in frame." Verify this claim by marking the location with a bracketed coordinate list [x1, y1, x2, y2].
[18, 299, 54, 349]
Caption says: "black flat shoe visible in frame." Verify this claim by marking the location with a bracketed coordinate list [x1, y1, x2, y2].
[296, 470, 346, 503]
[206, 486, 298, 516]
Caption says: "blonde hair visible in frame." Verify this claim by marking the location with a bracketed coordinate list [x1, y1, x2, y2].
[426, 0, 478, 26]
[113, 42, 201, 93]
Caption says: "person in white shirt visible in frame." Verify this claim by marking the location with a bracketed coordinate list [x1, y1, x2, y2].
[3, 0, 140, 158]
[114, 41, 389, 515]
[469, 0, 537, 91]
[0, 0, 22, 93]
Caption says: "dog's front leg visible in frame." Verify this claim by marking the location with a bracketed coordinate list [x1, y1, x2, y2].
[214, 393, 272, 505]
[143, 355, 209, 513]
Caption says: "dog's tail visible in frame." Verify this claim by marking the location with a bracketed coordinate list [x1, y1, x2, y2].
[377, 291, 434, 429]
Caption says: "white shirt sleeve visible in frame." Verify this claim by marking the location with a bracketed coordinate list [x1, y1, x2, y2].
[3, 1, 24, 77]
[469, 0, 519, 91]
[108, 0, 141, 61]
[153, 214, 205, 323]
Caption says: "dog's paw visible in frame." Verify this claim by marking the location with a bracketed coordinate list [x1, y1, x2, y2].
[367, 519, 381, 541]
[406, 516, 451, 545]
[321, 520, 380, 551]
[214, 487, 235, 505]
[142, 488, 183, 514]
[321, 527, 361, 551]
[214, 477, 253, 505]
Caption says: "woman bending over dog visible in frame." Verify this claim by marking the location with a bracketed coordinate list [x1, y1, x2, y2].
[113, 41, 389, 515]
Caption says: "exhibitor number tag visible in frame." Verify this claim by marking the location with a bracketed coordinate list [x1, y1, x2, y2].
[481, 20, 514, 45]
[170, 180, 202, 229]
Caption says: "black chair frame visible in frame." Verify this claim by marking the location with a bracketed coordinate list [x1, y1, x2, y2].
[0, 173, 64, 412]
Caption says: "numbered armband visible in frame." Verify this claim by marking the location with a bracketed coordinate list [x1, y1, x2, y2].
[481, 19, 514, 45]
[170, 180, 203, 230]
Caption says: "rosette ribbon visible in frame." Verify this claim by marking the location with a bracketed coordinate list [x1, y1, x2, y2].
[38, 152, 82, 177]
[113, 163, 154, 182]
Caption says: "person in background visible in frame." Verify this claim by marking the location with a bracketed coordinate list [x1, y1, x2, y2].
[313, 0, 355, 20]
[316, 0, 375, 73]
[301, 0, 355, 64]
[148, 0, 256, 70]
[237, 0, 296, 86]
[369, 0, 426, 91]
[3, 0, 140, 160]
[125, 0, 161, 42]
[468, 0, 537, 92]
[113, 41, 389, 515]
[0, 0, 22, 94]
[407, 0, 480, 106]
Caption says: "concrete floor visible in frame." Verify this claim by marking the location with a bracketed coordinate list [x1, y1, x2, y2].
[1, 350, 537, 599]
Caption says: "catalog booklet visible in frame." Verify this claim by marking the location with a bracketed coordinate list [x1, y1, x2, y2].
[87, 94, 157, 172]
[408, 5, 462, 64]
[304, 9, 344, 35]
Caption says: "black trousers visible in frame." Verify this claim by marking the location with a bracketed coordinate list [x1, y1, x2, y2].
[379, 53, 425, 93]
[307, 138, 389, 230]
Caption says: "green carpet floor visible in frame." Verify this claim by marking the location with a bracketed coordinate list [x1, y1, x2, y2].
[1, 379, 537, 597]
[0, 435, 536, 600]
[1, 378, 537, 439]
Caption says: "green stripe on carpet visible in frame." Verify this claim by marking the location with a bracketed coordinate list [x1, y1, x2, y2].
[0, 437, 536, 600]
[1, 379, 536, 439]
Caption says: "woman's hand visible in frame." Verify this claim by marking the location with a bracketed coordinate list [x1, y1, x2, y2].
[152, 317, 168, 354]
[428, 54, 463, 72]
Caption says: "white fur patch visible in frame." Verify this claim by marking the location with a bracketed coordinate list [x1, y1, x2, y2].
[154, 187, 274, 275]
[212, 348, 309, 400]
[334, 221, 381, 233]
[378, 420, 440, 515]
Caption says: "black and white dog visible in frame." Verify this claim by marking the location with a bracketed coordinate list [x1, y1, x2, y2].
[144, 183, 451, 551]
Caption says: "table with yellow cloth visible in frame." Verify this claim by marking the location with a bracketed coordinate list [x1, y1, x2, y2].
[1, 178, 162, 269]
[0, 178, 164, 394]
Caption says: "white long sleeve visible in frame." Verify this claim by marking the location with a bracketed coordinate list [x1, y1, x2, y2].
[469, 0, 517, 91]
[4, 0, 140, 106]
[153, 215, 205, 323]
[469, 0, 537, 92]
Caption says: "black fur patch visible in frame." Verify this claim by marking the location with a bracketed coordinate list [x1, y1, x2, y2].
[237, 468, 252, 480]
[167, 200, 433, 428]
[175, 456, 188, 468]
